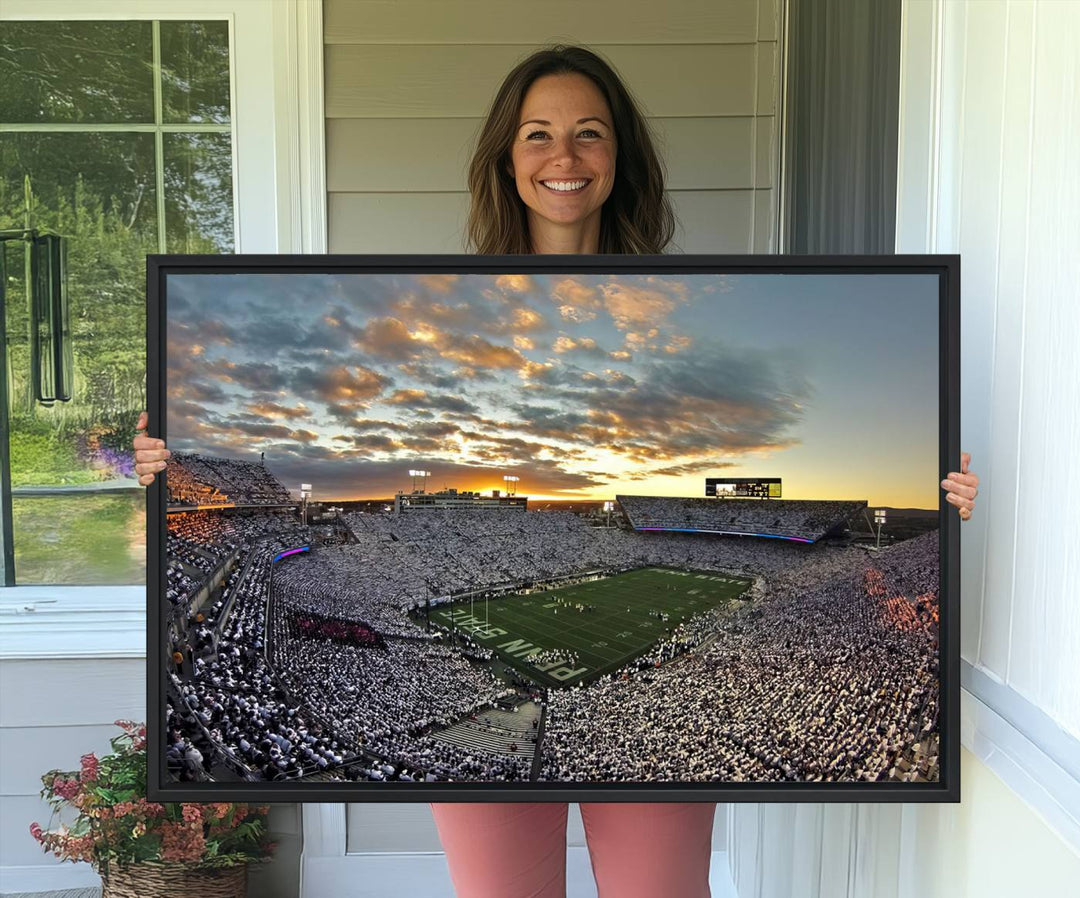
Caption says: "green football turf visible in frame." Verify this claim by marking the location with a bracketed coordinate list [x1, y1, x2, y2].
[429, 567, 751, 688]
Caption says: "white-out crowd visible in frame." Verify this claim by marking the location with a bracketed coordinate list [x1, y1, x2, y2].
[163, 456, 941, 786]
[617, 495, 867, 542]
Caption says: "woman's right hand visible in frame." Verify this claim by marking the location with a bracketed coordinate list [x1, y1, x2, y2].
[133, 410, 170, 486]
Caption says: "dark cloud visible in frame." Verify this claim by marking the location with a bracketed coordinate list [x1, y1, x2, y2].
[427, 394, 478, 415]
[204, 359, 291, 393]
[172, 378, 228, 405]
[396, 362, 463, 391]
[245, 399, 310, 421]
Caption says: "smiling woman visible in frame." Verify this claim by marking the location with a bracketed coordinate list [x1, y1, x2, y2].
[466, 45, 675, 255]
[508, 73, 618, 252]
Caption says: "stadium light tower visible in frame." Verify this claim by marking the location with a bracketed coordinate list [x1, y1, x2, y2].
[409, 469, 431, 493]
[874, 508, 887, 550]
[298, 484, 311, 527]
[503, 474, 520, 496]
[603, 500, 614, 527]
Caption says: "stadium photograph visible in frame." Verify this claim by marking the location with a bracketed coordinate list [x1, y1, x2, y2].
[153, 261, 948, 794]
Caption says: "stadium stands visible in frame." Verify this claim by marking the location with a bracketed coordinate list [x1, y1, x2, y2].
[617, 495, 867, 542]
[162, 457, 940, 785]
[166, 452, 293, 507]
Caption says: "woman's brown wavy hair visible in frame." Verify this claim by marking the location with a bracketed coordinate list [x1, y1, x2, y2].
[466, 45, 676, 254]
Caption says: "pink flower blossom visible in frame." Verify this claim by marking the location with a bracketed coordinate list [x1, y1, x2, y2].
[80, 753, 99, 782]
[52, 778, 80, 801]
[160, 821, 205, 863]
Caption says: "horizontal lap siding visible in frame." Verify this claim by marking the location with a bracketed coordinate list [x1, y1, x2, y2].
[325, 1, 781, 255]
[325, 45, 761, 118]
[324, 0, 762, 45]
[0, 658, 145, 868]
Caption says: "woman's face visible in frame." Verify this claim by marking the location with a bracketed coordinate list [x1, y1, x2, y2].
[508, 73, 617, 238]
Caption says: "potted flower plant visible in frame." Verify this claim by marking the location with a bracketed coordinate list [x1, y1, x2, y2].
[30, 720, 275, 898]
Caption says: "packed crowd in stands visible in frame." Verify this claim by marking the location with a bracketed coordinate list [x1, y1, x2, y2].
[162, 455, 940, 785]
[617, 495, 868, 542]
[168, 539, 352, 781]
[166, 510, 308, 612]
[540, 532, 940, 783]
[166, 452, 293, 507]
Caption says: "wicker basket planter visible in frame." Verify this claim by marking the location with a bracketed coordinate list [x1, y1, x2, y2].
[101, 861, 247, 898]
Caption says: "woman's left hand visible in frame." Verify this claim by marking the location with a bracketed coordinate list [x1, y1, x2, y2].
[941, 452, 979, 520]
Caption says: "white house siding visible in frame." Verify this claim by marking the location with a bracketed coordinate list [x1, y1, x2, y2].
[0, 655, 301, 897]
[0, 660, 145, 879]
[324, 0, 781, 255]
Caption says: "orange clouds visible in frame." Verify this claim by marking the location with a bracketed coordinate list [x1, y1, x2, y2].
[436, 332, 527, 369]
[553, 335, 601, 354]
[417, 274, 460, 293]
[495, 274, 536, 293]
[624, 329, 660, 351]
[320, 365, 386, 402]
[385, 388, 427, 404]
[601, 283, 677, 330]
[552, 277, 602, 323]
[245, 400, 310, 420]
[352, 317, 415, 359]
[552, 277, 602, 308]
[511, 307, 545, 331]
[663, 335, 693, 354]
[549, 276, 690, 340]
[520, 360, 555, 381]
[365, 318, 519, 369]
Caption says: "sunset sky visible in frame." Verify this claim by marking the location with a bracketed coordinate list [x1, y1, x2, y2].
[166, 270, 940, 507]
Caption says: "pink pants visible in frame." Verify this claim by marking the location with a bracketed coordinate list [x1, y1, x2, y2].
[430, 802, 716, 898]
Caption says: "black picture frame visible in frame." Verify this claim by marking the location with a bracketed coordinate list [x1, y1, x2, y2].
[147, 253, 960, 803]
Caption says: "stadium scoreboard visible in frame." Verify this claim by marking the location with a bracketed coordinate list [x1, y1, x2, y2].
[706, 477, 782, 499]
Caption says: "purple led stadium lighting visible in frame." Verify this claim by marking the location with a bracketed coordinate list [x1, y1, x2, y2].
[634, 527, 815, 543]
[272, 546, 310, 563]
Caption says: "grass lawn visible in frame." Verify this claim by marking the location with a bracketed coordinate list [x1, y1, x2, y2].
[12, 492, 146, 584]
[431, 567, 751, 688]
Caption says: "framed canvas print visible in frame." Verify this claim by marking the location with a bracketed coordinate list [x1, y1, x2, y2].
[147, 254, 960, 803]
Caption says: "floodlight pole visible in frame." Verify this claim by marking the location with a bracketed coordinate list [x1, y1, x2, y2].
[874, 509, 887, 550]
[299, 485, 312, 526]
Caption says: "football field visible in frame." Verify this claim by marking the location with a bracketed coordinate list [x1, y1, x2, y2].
[431, 567, 751, 688]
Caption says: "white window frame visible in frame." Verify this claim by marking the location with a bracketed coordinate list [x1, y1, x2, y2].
[0, 0, 326, 660]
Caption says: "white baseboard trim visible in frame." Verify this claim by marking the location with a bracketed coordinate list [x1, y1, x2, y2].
[300, 848, 738, 898]
[961, 683, 1080, 854]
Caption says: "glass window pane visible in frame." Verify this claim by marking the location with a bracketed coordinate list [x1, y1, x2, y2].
[2, 132, 156, 585]
[164, 133, 235, 253]
[0, 21, 154, 124]
[12, 493, 145, 585]
[1, 20, 234, 586]
[1, 132, 157, 432]
[160, 21, 232, 124]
